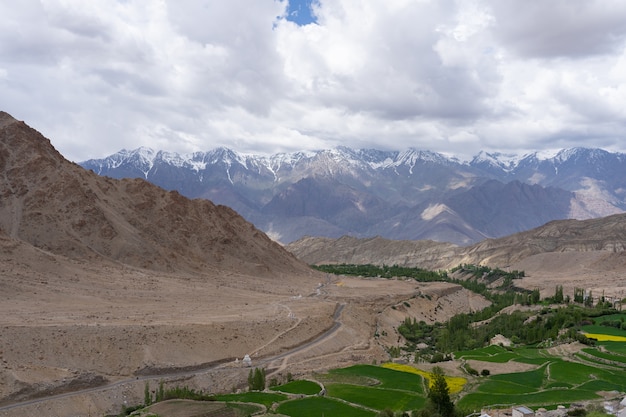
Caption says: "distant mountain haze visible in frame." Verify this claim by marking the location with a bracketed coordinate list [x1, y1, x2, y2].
[81, 145, 626, 245]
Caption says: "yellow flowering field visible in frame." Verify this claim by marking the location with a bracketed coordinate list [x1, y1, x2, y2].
[584, 333, 626, 342]
[382, 363, 467, 394]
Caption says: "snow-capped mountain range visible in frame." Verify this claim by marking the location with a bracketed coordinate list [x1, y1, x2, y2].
[81, 146, 626, 245]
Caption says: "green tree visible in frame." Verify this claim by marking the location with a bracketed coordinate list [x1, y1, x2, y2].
[428, 366, 454, 417]
[585, 291, 593, 307]
[156, 380, 164, 402]
[574, 287, 585, 303]
[144, 381, 152, 406]
[248, 367, 266, 391]
[554, 285, 564, 303]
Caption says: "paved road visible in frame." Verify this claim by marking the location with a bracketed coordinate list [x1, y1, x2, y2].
[0, 302, 345, 413]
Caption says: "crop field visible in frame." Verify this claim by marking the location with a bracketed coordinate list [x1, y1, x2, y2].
[592, 313, 626, 324]
[326, 383, 425, 411]
[456, 346, 626, 410]
[173, 312, 626, 416]
[582, 324, 626, 337]
[276, 396, 376, 417]
[324, 364, 426, 392]
[213, 391, 287, 408]
[381, 362, 467, 394]
[209, 341, 626, 415]
[579, 347, 626, 363]
[584, 333, 626, 342]
[455, 345, 547, 365]
[270, 380, 322, 395]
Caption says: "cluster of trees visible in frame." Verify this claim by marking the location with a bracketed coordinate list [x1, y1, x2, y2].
[313, 263, 444, 282]
[142, 380, 214, 407]
[399, 304, 607, 359]
[248, 367, 266, 391]
[316, 262, 622, 359]
[450, 264, 524, 283]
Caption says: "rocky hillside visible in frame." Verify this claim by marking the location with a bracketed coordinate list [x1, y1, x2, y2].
[286, 213, 626, 270]
[0, 111, 310, 276]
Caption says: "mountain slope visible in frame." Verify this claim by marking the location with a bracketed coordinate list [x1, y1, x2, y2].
[286, 213, 626, 270]
[0, 111, 310, 276]
[81, 146, 626, 245]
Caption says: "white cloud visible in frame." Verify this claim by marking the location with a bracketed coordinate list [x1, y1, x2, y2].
[0, 0, 625, 162]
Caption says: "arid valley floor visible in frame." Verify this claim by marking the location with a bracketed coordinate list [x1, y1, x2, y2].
[1, 240, 625, 416]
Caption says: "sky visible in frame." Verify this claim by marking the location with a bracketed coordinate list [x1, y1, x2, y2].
[2, 0, 626, 162]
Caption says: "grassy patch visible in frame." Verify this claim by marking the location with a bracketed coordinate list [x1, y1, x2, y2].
[581, 347, 626, 364]
[600, 341, 626, 354]
[458, 388, 600, 409]
[213, 392, 287, 408]
[489, 366, 546, 389]
[582, 324, 626, 338]
[327, 383, 425, 411]
[592, 313, 626, 324]
[476, 380, 539, 395]
[276, 396, 376, 417]
[455, 345, 508, 358]
[326, 364, 425, 393]
[270, 380, 322, 395]
[381, 363, 466, 394]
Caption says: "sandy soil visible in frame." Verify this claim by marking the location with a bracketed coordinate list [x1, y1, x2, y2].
[1, 248, 623, 416]
[0, 258, 498, 417]
[510, 252, 626, 301]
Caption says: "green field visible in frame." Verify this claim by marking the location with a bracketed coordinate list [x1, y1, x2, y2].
[582, 324, 626, 337]
[270, 380, 322, 395]
[600, 341, 626, 354]
[456, 346, 626, 410]
[455, 345, 551, 366]
[213, 391, 287, 408]
[592, 313, 626, 324]
[141, 307, 626, 417]
[276, 396, 376, 417]
[326, 383, 425, 411]
[324, 364, 425, 393]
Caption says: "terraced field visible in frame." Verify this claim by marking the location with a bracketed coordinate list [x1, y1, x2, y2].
[456, 345, 626, 410]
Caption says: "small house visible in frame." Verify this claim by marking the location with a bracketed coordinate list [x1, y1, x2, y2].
[512, 406, 534, 417]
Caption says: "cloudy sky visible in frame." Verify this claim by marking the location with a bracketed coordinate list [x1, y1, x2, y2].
[2, 0, 626, 162]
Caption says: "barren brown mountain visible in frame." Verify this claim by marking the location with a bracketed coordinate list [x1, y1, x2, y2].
[286, 213, 626, 299]
[1, 112, 490, 417]
[0, 111, 311, 276]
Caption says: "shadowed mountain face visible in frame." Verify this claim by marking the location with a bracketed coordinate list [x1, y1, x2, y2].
[0, 111, 309, 276]
[81, 146, 626, 245]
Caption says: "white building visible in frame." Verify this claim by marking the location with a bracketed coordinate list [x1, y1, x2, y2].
[512, 406, 535, 417]
[242, 354, 252, 367]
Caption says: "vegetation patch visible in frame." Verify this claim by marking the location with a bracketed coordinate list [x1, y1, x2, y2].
[213, 392, 287, 408]
[580, 347, 626, 364]
[325, 364, 425, 392]
[270, 380, 322, 395]
[326, 383, 425, 411]
[583, 333, 626, 342]
[276, 396, 377, 417]
[381, 363, 466, 394]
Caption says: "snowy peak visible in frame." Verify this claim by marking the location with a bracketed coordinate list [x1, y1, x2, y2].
[82, 146, 626, 183]
[470, 151, 531, 173]
[79, 145, 626, 246]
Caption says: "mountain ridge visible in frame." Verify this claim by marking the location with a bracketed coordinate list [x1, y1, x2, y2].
[285, 212, 626, 270]
[81, 145, 626, 245]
